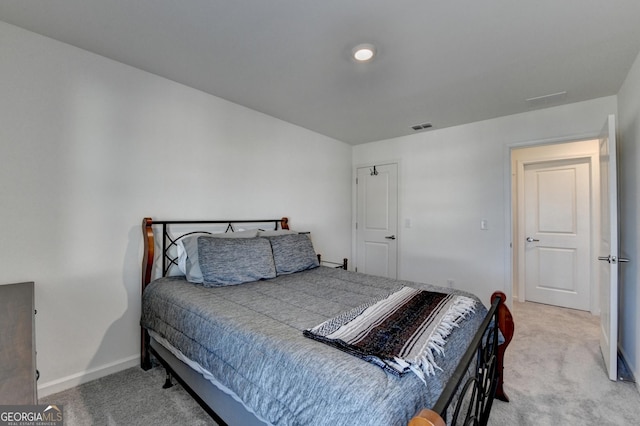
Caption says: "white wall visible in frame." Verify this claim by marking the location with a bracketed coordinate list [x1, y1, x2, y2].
[617, 49, 640, 388]
[0, 21, 352, 396]
[353, 96, 617, 305]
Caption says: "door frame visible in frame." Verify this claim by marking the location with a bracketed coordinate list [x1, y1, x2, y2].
[504, 133, 603, 314]
[352, 160, 401, 277]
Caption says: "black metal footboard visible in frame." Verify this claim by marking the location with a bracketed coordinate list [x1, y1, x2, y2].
[430, 294, 502, 425]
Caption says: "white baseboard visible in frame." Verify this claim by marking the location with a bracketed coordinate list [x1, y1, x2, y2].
[37, 355, 139, 399]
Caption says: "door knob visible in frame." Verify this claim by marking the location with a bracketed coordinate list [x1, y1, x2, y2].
[598, 255, 630, 264]
[385, 235, 396, 240]
[526, 237, 539, 242]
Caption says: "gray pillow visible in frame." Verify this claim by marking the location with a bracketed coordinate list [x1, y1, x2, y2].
[198, 237, 276, 286]
[267, 233, 319, 275]
[178, 229, 259, 283]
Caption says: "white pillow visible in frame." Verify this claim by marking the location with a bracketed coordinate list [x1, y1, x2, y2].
[176, 232, 211, 275]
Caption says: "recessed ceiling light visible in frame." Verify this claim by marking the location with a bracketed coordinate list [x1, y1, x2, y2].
[352, 44, 376, 62]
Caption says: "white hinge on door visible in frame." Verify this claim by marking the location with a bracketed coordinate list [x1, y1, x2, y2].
[356, 177, 358, 184]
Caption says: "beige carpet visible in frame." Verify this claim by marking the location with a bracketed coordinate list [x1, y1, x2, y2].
[41, 301, 640, 425]
[488, 301, 640, 425]
[40, 365, 216, 426]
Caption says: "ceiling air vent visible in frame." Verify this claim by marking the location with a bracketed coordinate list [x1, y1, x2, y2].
[411, 122, 433, 131]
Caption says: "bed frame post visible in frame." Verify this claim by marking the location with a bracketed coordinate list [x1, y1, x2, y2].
[409, 291, 514, 426]
[141, 217, 154, 371]
[409, 410, 446, 426]
[163, 372, 174, 389]
[491, 291, 514, 402]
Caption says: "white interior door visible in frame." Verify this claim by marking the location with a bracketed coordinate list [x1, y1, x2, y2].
[523, 159, 591, 310]
[356, 164, 398, 278]
[598, 114, 619, 381]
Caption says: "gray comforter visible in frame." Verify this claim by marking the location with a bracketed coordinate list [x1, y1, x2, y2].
[140, 266, 487, 426]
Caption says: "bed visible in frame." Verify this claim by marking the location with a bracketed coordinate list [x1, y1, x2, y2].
[139, 217, 514, 426]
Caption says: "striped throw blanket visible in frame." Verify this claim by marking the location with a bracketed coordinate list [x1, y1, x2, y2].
[304, 287, 476, 382]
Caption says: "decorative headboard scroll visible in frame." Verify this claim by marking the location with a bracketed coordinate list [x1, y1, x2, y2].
[141, 217, 289, 289]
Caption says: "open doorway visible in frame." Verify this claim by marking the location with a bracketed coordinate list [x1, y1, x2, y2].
[509, 115, 621, 382]
[511, 139, 601, 313]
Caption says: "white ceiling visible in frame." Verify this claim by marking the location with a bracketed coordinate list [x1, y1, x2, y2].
[2, 0, 640, 145]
